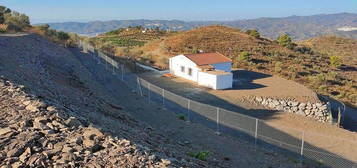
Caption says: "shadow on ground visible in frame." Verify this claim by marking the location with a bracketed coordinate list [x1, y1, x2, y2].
[231, 70, 270, 90]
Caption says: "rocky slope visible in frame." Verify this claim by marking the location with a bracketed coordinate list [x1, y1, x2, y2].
[0, 77, 172, 167]
[0, 34, 217, 167]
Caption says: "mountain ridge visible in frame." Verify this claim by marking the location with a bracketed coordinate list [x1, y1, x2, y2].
[42, 13, 357, 40]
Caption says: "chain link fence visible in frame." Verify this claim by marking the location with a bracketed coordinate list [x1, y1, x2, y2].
[79, 41, 357, 168]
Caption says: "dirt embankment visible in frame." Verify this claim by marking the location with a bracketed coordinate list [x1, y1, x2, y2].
[0, 34, 212, 167]
[1, 33, 331, 167]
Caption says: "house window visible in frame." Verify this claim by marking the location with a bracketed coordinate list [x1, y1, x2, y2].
[181, 66, 185, 73]
[188, 68, 192, 76]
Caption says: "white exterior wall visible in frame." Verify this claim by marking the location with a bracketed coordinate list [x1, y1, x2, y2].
[170, 55, 233, 90]
[169, 55, 199, 82]
[212, 62, 232, 72]
[216, 73, 233, 89]
[197, 72, 217, 89]
[197, 72, 233, 90]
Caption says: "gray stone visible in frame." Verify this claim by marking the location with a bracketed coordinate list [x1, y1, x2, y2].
[19, 147, 31, 162]
[255, 97, 263, 102]
[0, 127, 12, 136]
[64, 117, 82, 128]
[26, 104, 39, 112]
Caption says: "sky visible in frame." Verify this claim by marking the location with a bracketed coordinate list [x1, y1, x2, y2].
[1, 0, 357, 23]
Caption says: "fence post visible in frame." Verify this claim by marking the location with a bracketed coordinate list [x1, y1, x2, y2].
[337, 107, 341, 127]
[97, 52, 101, 64]
[187, 99, 191, 122]
[162, 89, 165, 106]
[121, 65, 124, 81]
[216, 107, 220, 134]
[105, 55, 108, 70]
[300, 131, 305, 164]
[148, 83, 151, 103]
[137, 77, 143, 96]
[254, 119, 258, 148]
[112, 60, 115, 75]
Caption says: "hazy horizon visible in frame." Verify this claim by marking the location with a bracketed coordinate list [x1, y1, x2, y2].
[1, 0, 357, 24]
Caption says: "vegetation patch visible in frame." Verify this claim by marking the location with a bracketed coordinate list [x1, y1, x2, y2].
[188, 151, 211, 161]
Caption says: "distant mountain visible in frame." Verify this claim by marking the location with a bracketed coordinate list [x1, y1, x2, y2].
[43, 13, 357, 40]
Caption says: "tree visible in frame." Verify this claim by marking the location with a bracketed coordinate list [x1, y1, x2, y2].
[277, 34, 294, 49]
[246, 29, 260, 38]
[56, 31, 70, 41]
[4, 11, 30, 31]
[0, 6, 11, 24]
[329, 56, 343, 68]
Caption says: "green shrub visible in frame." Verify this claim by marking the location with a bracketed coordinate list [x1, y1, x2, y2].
[188, 151, 211, 161]
[237, 51, 250, 61]
[56, 31, 70, 41]
[308, 74, 326, 85]
[177, 114, 186, 121]
[277, 34, 295, 49]
[246, 29, 260, 38]
[329, 56, 343, 68]
[4, 11, 30, 31]
[319, 85, 328, 92]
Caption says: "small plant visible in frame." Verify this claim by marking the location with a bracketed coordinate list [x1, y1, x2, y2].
[177, 114, 186, 121]
[188, 151, 211, 161]
[329, 56, 343, 68]
[318, 85, 328, 92]
[245, 29, 260, 38]
[277, 34, 295, 49]
[237, 51, 250, 61]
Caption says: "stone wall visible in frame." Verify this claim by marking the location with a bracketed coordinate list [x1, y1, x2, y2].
[254, 97, 331, 122]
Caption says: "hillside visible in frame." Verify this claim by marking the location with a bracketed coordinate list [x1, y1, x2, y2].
[132, 25, 357, 107]
[301, 35, 357, 66]
[46, 13, 357, 40]
[0, 34, 219, 167]
[89, 27, 175, 56]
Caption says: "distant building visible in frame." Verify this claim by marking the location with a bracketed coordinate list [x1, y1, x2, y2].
[169, 53, 233, 90]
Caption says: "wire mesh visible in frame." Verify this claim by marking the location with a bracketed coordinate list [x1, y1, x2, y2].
[79, 41, 357, 168]
[257, 120, 302, 156]
[161, 89, 189, 117]
[219, 109, 256, 141]
[189, 100, 218, 130]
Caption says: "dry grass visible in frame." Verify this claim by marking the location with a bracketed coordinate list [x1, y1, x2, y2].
[138, 26, 357, 106]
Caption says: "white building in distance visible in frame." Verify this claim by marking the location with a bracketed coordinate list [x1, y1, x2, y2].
[169, 53, 233, 90]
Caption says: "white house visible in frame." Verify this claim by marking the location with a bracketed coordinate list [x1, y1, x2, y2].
[169, 53, 233, 90]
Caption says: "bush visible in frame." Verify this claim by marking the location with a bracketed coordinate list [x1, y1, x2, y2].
[246, 29, 260, 38]
[277, 34, 295, 49]
[56, 31, 70, 41]
[177, 114, 186, 121]
[308, 74, 326, 85]
[4, 11, 30, 31]
[188, 151, 211, 161]
[237, 51, 250, 61]
[329, 56, 343, 68]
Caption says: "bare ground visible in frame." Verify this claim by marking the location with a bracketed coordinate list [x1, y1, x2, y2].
[0, 33, 310, 167]
[140, 70, 357, 164]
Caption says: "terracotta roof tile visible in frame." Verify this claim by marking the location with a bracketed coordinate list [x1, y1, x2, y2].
[184, 53, 232, 66]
